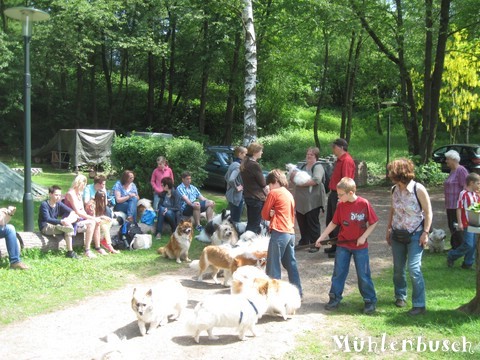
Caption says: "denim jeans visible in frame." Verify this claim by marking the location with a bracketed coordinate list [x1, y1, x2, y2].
[114, 196, 138, 220]
[156, 207, 178, 235]
[448, 230, 476, 266]
[0, 224, 21, 264]
[228, 199, 244, 223]
[244, 198, 264, 234]
[266, 230, 303, 297]
[153, 193, 161, 212]
[329, 246, 377, 304]
[391, 231, 426, 307]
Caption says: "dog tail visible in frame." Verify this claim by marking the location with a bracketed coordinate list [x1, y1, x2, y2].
[157, 247, 166, 255]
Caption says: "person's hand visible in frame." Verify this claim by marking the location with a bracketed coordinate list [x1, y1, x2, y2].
[315, 237, 324, 248]
[163, 208, 168, 215]
[7, 206, 16, 216]
[419, 232, 428, 248]
[357, 236, 366, 246]
[236, 185, 243, 192]
[269, 209, 275, 218]
[386, 229, 392, 246]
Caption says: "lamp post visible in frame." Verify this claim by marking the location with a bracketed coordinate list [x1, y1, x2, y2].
[4, 7, 50, 231]
[381, 101, 398, 180]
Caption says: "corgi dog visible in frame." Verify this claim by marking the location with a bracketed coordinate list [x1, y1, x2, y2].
[197, 245, 234, 286]
[157, 219, 193, 263]
[186, 284, 269, 343]
[131, 279, 187, 336]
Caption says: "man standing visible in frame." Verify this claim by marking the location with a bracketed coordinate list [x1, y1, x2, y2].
[177, 171, 215, 231]
[39, 185, 79, 259]
[324, 138, 356, 258]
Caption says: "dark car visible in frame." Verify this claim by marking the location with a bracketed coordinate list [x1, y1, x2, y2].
[203, 146, 235, 190]
[432, 144, 480, 173]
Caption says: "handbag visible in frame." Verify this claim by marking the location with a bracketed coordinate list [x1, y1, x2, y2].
[391, 229, 412, 244]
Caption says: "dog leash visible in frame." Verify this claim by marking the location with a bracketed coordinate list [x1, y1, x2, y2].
[239, 299, 259, 324]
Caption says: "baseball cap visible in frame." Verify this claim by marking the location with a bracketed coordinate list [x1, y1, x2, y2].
[331, 138, 348, 150]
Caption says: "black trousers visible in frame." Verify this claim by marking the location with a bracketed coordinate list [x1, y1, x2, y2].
[326, 190, 339, 249]
[296, 207, 321, 245]
[244, 198, 265, 235]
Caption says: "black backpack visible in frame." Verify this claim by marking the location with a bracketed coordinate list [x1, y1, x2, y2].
[118, 222, 144, 248]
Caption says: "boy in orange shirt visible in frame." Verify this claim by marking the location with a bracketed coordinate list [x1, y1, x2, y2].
[262, 169, 302, 297]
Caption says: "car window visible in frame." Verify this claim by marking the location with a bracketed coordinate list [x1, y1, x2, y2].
[218, 151, 232, 165]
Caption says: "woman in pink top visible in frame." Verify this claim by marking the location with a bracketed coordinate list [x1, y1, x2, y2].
[65, 174, 105, 258]
[151, 156, 174, 211]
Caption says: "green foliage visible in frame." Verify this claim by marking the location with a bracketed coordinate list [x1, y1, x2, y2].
[111, 136, 208, 196]
[412, 159, 447, 186]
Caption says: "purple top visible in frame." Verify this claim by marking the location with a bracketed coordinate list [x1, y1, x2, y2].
[444, 165, 468, 209]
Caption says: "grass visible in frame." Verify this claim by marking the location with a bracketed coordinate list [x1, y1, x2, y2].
[287, 252, 480, 359]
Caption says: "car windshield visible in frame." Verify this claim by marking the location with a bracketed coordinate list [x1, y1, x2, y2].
[219, 151, 233, 164]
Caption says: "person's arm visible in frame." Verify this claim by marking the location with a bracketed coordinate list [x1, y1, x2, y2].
[150, 170, 161, 194]
[357, 221, 378, 246]
[417, 185, 433, 247]
[315, 221, 338, 248]
[343, 157, 356, 179]
[456, 207, 463, 231]
[65, 191, 96, 221]
[39, 202, 61, 226]
[301, 163, 324, 187]
[261, 193, 275, 220]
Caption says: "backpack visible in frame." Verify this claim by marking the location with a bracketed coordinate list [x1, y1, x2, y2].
[119, 222, 144, 247]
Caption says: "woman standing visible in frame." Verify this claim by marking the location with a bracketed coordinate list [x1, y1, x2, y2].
[151, 156, 174, 211]
[386, 159, 432, 316]
[225, 146, 247, 223]
[240, 143, 269, 234]
[113, 170, 139, 223]
[443, 150, 468, 235]
[65, 175, 105, 258]
[293, 147, 326, 252]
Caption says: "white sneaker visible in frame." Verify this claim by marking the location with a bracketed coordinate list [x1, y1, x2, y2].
[55, 224, 74, 234]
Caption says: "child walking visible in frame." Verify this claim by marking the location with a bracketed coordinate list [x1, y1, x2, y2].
[315, 177, 378, 314]
[447, 172, 480, 269]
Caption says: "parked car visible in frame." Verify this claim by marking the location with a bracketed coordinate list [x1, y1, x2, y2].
[432, 144, 480, 173]
[203, 146, 235, 190]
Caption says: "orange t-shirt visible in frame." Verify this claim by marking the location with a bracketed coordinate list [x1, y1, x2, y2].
[261, 187, 295, 234]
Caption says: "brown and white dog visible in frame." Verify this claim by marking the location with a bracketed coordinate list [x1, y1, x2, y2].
[230, 251, 268, 274]
[197, 245, 234, 286]
[157, 219, 193, 263]
[131, 279, 187, 336]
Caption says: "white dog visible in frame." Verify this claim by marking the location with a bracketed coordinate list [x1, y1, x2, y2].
[286, 163, 312, 192]
[427, 228, 446, 253]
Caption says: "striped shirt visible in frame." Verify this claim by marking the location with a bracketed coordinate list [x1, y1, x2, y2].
[457, 190, 479, 228]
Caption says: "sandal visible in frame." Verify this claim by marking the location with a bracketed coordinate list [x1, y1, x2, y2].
[95, 247, 108, 256]
[84, 249, 97, 259]
[101, 239, 120, 254]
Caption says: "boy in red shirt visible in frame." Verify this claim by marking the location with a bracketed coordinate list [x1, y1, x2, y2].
[315, 177, 378, 314]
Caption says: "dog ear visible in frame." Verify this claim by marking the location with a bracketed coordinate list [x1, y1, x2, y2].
[146, 289, 153, 297]
[132, 288, 137, 296]
[253, 278, 269, 295]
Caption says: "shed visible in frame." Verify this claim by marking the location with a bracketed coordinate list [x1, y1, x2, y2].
[32, 129, 116, 168]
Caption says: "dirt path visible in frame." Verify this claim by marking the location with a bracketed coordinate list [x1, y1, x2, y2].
[0, 187, 446, 360]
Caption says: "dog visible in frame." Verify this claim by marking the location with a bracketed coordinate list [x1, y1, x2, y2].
[237, 231, 270, 252]
[231, 267, 301, 320]
[186, 285, 269, 343]
[157, 219, 193, 263]
[427, 228, 446, 253]
[210, 221, 239, 246]
[230, 251, 268, 274]
[286, 163, 312, 192]
[131, 279, 187, 336]
[197, 245, 235, 286]
[137, 198, 154, 218]
[195, 209, 230, 243]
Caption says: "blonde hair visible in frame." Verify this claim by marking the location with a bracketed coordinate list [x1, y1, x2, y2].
[337, 177, 356, 193]
[156, 156, 167, 164]
[71, 174, 87, 191]
[266, 169, 288, 187]
[234, 146, 247, 158]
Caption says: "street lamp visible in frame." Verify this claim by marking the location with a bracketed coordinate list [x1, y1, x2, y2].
[4, 7, 50, 231]
[381, 101, 398, 180]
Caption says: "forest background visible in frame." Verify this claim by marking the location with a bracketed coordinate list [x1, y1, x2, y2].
[0, 0, 479, 162]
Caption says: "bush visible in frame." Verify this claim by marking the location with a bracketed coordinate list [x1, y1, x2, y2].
[412, 158, 447, 186]
[111, 136, 207, 198]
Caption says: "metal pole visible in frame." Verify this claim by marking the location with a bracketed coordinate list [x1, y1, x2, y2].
[386, 113, 391, 179]
[23, 28, 34, 231]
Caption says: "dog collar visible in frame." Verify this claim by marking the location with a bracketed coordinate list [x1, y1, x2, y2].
[239, 299, 259, 324]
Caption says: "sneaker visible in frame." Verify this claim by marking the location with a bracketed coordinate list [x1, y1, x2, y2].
[155, 233, 162, 240]
[324, 299, 340, 311]
[395, 299, 407, 308]
[9, 261, 29, 270]
[447, 258, 454, 268]
[461, 262, 473, 269]
[363, 302, 376, 315]
[195, 225, 204, 232]
[85, 250, 97, 259]
[55, 224, 74, 233]
[408, 307, 426, 316]
[95, 247, 108, 256]
[65, 251, 79, 259]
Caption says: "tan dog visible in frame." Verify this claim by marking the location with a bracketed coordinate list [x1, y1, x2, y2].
[131, 279, 187, 336]
[230, 251, 268, 274]
[157, 219, 193, 263]
[197, 245, 235, 286]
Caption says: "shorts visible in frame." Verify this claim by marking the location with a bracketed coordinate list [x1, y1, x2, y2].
[182, 200, 207, 216]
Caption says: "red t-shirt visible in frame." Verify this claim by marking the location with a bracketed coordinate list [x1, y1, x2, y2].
[329, 152, 356, 191]
[332, 196, 378, 250]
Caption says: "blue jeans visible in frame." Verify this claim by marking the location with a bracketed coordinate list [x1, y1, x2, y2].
[156, 207, 177, 235]
[391, 231, 426, 307]
[448, 230, 476, 266]
[0, 224, 21, 265]
[244, 198, 264, 234]
[228, 199, 244, 223]
[114, 196, 138, 220]
[266, 230, 303, 297]
[329, 246, 377, 304]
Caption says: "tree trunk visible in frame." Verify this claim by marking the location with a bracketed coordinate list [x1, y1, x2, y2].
[345, 33, 362, 143]
[101, 41, 113, 129]
[340, 31, 356, 140]
[242, 0, 258, 146]
[74, 64, 84, 128]
[167, 14, 176, 118]
[223, 31, 241, 145]
[198, 18, 209, 136]
[90, 54, 98, 128]
[147, 51, 155, 127]
[313, 29, 329, 152]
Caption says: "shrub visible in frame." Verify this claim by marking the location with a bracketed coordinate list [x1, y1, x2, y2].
[411, 158, 447, 186]
[111, 136, 207, 197]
